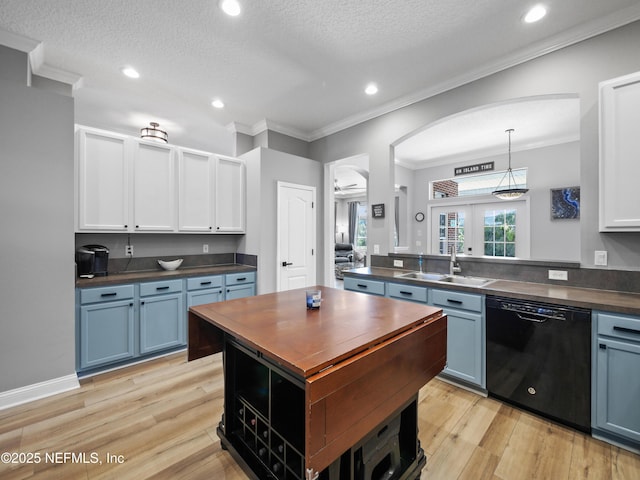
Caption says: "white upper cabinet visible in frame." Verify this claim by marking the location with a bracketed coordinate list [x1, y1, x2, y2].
[75, 126, 245, 234]
[76, 127, 130, 231]
[214, 155, 246, 233]
[133, 141, 176, 231]
[178, 148, 214, 232]
[599, 71, 640, 231]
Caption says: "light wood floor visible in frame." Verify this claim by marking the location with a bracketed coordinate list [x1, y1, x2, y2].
[1, 352, 638, 479]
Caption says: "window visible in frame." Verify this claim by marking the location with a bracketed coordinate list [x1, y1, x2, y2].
[430, 201, 529, 258]
[437, 210, 465, 255]
[432, 169, 527, 199]
[484, 208, 517, 257]
[355, 203, 367, 248]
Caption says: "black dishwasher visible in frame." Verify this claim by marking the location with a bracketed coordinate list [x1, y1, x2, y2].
[486, 296, 591, 432]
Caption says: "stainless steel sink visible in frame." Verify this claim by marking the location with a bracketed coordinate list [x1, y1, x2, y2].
[438, 275, 494, 286]
[397, 272, 447, 282]
[398, 271, 494, 287]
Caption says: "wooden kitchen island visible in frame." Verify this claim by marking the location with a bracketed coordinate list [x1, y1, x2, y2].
[188, 286, 447, 480]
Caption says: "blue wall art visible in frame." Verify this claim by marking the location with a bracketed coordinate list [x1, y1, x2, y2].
[551, 187, 580, 219]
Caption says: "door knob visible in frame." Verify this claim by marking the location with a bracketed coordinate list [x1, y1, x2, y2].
[282, 261, 293, 267]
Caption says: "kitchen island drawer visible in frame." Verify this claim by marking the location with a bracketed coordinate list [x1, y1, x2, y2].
[139, 279, 183, 297]
[387, 282, 428, 303]
[80, 284, 134, 304]
[225, 271, 256, 285]
[186, 275, 223, 291]
[431, 289, 482, 312]
[597, 311, 640, 341]
[344, 277, 386, 296]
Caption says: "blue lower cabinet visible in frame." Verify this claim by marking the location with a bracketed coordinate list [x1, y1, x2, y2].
[225, 272, 256, 300]
[139, 292, 184, 354]
[79, 298, 135, 370]
[187, 275, 225, 307]
[226, 283, 255, 300]
[431, 289, 485, 388]
[593, 311, 640, 446]
[344, 277, 386, 296]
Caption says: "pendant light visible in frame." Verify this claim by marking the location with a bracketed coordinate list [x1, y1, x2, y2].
[492, 128, 528, 199]
[140, 122, 168, 143]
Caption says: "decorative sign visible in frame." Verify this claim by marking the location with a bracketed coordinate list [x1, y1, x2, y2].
[372, 203, 385, 218]
[454, 161, 494, 176]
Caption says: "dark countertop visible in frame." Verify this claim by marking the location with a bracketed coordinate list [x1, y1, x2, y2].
[76, 263, 256, 288]
[344, 267, 640, 316]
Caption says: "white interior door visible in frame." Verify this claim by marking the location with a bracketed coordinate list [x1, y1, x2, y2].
[277, 182, 316, 291]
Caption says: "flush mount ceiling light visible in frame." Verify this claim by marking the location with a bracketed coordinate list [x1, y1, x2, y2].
[492, 129, 529, 200]
[365, 83, 378, 95]
[140, 122, 168, 143]
[121, 66, 140, 79]
[211, 99, 225, 109]
[220, 0, 241, 16]
[524, 4, 547, 23]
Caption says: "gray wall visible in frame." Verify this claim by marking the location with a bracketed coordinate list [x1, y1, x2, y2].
[410, 141, 580, 261]
[310, 21, 640, 271]
[0, 47, 76, 392]
[239, 147, 323, 294]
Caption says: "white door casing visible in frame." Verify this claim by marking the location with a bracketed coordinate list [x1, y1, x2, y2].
[277, 182, 316, 291]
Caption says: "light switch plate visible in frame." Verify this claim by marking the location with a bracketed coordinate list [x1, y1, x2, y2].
[374, 244, 380, 254]
[548, 270, 568, 281]
[393, 259, 403, 268]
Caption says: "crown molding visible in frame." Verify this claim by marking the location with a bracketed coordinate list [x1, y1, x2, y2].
[308, 5, 640, 142]
[0, 27, 82, 88]
[0, 27, 40, 52]
[226, 121, 253, 135]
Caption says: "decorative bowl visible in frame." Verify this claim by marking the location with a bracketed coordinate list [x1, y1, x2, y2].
[158, 259, 183, 271]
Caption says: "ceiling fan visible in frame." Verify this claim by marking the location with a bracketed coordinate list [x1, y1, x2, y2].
[334, 179, 364, 193]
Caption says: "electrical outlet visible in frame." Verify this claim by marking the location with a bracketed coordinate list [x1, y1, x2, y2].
[415, 240, 422, 247]
[594, 250, 607, 266]
[125, 245, 133, 256]
[548, 270, 568, 281]
[203, 244, 209, 253]
[393, 259, 403, 268]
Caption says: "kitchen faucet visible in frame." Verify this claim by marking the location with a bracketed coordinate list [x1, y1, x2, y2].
[450, 246, 461, 275]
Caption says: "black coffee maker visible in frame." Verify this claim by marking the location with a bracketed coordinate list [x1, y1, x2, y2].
[76, 245, 109, 277]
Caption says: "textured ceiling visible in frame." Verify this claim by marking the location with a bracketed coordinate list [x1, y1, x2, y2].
[1, 0, 640, 154]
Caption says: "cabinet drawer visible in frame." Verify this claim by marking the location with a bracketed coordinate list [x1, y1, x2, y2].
[139, 279, 183, 297]
[80, 284, 134, 304]
[186, 275, 223, 291]
[597, 311, 640, 341]
[226, 271, 256, 286]
[344, 277, 386, 296]
[431, 289, 482, 312]
[387, 282, 428, 303]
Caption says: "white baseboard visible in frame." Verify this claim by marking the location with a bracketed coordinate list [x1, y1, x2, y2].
[0, 374, 80, 411]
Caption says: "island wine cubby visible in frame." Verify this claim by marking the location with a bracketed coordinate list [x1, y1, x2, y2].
[221, 338, 426, 480]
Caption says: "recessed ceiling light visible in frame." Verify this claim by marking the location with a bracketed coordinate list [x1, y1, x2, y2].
[220, 0, 241, 16]
[121, 67, 140, 79]
[211, 99, 225, 109]
[524, 4, 547, 23]
[365, 83, 378, 95]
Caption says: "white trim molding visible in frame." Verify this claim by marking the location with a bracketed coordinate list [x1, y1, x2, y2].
[0, 374, 80, 411]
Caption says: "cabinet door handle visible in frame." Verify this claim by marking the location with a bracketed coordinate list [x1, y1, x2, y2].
[446, 298, 463, 304]
[613, 326, 640, 335]
[400, 291, 413, 296]
[156, 286, 170, 291]
[101, 292, 117, 297]
[236, 277, 246, 282]
[357, 284, 368, 289]
[200, 281, 212, 286]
